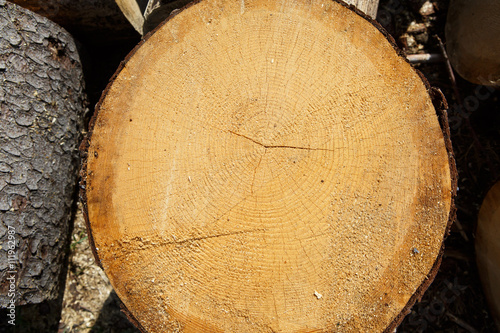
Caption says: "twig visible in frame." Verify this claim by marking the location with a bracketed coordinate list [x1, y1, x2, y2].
[435, 35, 499, 181]
[436, 35, 461, 102]
[446, 312, 479, 333]
[406, 53, 444, 64]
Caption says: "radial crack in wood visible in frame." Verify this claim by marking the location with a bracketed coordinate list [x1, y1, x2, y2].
[82, 0, 455, 332]
[229, 131, 336, 151]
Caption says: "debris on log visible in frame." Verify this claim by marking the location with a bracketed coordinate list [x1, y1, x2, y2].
[142, 0, 192, 35]
[115, 0, 148, 35]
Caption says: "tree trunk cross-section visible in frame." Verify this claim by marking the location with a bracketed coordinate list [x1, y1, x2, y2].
[0, 0, 85, 328]
[82, 0, 456, 332]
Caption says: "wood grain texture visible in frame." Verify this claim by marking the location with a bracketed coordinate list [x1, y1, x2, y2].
[0, 0, 85, 330]
[477, 181, 500, 331]
[83, 0, 455, 331]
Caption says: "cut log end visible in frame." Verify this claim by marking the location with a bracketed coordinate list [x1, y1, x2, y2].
[83, 0, 455, 331]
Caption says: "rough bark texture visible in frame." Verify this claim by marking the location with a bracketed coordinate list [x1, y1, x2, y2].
[0, 0, 85, 329]
[8, 0, 138, 44]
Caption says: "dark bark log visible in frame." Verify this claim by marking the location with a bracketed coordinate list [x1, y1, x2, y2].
[0, 1, 86, 330]
[8, 0, 139, 44]
[477, 181, 500, 330]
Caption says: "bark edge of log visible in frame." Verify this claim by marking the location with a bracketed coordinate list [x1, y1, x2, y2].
[0, 0, 86, 330]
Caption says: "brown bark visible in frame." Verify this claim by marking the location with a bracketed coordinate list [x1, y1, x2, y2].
[0, 1, 86, 330]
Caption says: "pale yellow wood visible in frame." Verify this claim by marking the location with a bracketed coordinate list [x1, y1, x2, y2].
[477, 181, 500, 330]
[85, 0, 453, 331]
[115, 0, 144, 34]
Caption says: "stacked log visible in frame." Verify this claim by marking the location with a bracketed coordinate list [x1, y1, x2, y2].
[0, 1, 86, 330]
